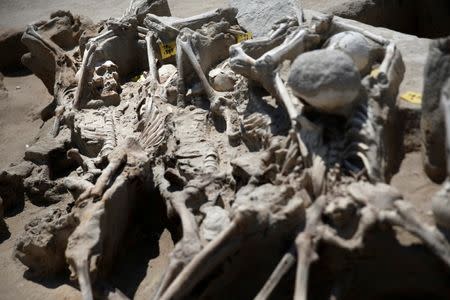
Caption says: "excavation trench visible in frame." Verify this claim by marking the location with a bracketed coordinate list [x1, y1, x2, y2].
[178, 227, 450, 300]
[330, 0, 450, 39]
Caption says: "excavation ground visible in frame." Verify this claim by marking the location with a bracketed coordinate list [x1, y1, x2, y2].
[0, 0, 446, 299]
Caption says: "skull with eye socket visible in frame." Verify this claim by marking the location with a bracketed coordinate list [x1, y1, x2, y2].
[91, 60, 121, 106]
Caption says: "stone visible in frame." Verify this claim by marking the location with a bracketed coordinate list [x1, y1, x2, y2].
[421, 36, 450, 183]
[228, 0, 301, 38]
[24, 129, 71, 165]
[23, 165, 69, 205]
[15, 207, 78, 276]
[288, 49, 361, 115]
[0, 27, 27, 72]
[325, 0, 450, 39]
[0, 72, 7, 100]
[0, 161, 34, 212]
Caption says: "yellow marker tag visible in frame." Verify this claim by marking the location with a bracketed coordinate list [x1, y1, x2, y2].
[158, 41, 177, 59]
[137, 74, 146, 83]
[370, 68, 380, 78]
[131, 74, 146, 82]
[157, 32, 253, 59]
[401, 92, 422, 105]
[235, 32, 253, 43]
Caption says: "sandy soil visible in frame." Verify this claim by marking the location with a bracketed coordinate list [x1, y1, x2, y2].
[0, 74, 51, 170]
[0, 0, 442, 299]
[0, 0, 231, 28]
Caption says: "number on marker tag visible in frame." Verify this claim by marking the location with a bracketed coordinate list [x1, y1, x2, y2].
[236, 32, 253, 43]
[370, 68, 380, 78]
[158, 41, 177, 59]
[401, 92, 422, 105]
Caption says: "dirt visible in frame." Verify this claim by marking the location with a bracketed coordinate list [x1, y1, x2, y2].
[0, 0, 443, 299]
[0, 73, 52, 170]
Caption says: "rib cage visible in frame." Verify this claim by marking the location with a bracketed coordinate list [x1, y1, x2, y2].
[139, 97, 166, 151]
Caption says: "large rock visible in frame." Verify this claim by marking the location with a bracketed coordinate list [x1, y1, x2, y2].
[0, 27, 27, 72]
[0, 161, 34, 212]
[288, 49, 361, 115]
[23, 165, 69, 205]
[24, 128, 72, 166]
[15, 207, 78, 276]
[325, 0, 450, 39]
[228, 0, 301, 37]
[421, 36, 450, 183]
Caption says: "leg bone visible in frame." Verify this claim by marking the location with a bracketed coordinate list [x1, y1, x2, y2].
[73, 43, 98, 110]
[145, 32, 160, 84]
[294, 196, 327, 300]
[254, 247, 296, 300]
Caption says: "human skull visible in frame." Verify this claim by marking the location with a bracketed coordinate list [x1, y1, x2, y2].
[324, 31, 380, 74]
[324, 196, 357, 228]
[92, 60, 121, 106]
[209, 65, 237, 92]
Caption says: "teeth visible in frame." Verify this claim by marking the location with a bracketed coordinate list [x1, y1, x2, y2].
[344, 142, 369, 154]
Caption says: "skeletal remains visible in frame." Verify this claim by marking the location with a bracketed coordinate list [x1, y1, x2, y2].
[1, 0, 450, 299]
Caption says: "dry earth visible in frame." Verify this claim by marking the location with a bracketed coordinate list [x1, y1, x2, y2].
[0, 0, 441, 299]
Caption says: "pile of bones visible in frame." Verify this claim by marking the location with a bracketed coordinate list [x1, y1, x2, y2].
[1, 0, 450, 299]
